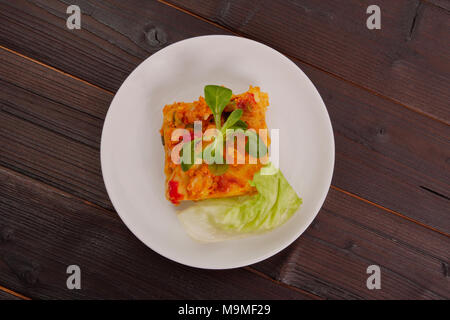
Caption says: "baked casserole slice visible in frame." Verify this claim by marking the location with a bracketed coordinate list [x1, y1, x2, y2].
[160, 86, 269, 204]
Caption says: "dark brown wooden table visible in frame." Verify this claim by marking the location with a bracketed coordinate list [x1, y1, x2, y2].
[0, 0, 449, 300]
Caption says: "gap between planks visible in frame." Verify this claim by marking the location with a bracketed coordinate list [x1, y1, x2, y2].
[1, 163, 448, 299]
[0, 284, 31, 300]
[243, 266, 324, 300]
[157, 0, 450, 127]
[0, 45, 448, 238]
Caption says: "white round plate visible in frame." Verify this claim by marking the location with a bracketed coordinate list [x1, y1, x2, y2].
[101, 35, 334, 269]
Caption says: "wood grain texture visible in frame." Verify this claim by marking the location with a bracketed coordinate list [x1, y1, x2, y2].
[0, 111, 112, 210]
[0, 47, 112, 210]
[2, 44, 449, 232]
[0, 288, 22, 300]
[1, 166, 448, 299]
[305, 61, 450, 233]
[166, 0, 450, 123]
[253, 188, 450, 299]
[0, 48, 111, 148]
[0, 0, 448, 300]
[0, 47, 111, 120]
[1, 52, 448, 297]
[1, 56, 448, 299]
[425, 0, 450, 11]
[0, 166, 315, 300]
[0, 0, 228, 92]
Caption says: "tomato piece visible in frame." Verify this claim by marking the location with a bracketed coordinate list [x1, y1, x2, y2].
[168, 180, 183, 204]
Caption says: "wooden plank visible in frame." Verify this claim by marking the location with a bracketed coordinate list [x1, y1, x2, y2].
[303, 60, 450, 233]
[0, 291, 20, 300]
[1, 80, 103, 149]
[0, 112, 112, 210]
[253, 188, 450, 299]
[0, 166, 315, 299]
[2, 46, 449, 232]
[1, 98, 447, 298]
[0, 48, 112, 210]
[166, 0, 450, 123]
[0, 0, 228, 92]
[1, 55, 448, 299]
[1, 166, 449, 299]
[0, 288, 21, 300]
[426, 0, 450, 11]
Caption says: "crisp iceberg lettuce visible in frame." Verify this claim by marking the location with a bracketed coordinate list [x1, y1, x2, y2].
[178, 164, 302, 242]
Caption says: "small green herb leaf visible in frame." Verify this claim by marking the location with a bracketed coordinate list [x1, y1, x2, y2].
[230, 120, 248, 130]
[181, 161, 193, 172]
[221, 109, 243, 132]
[208, 163, 229, 176]
[204, 85, 232, 129]
[180, 139, 199, 172]
[202, 133, 226, 165]
[202, 141, 216, 164]
[180, 142, 192, 171]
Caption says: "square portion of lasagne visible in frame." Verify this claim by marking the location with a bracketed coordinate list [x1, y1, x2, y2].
[160, 86, 269, 204]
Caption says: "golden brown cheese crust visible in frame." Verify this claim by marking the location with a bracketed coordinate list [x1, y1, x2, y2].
[160, 86, 269, 204]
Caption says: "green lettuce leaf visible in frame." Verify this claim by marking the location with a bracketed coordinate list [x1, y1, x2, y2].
[178, 164, 302, 242]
